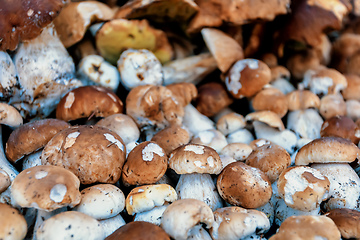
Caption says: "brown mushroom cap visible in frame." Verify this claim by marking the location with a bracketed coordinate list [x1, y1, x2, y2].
[11, 165, 81, 211]
[319, 94, 347, 119]
[56, 86, 123, 122]
[320, 116, 360, 144]
[325, 208, 360, 239]
[0, 0, 66, 51]
[6, 119, 70, 163]
[295, 137, 360, 165]
[0, 169, 10, 194]
[245, 143, 291, 183]
[342, 74, 360, 100]
[286, 90, 321, 111]
[106, 221, 170, 240]
[245, 110, 285, 131]
[217, 161, 272, 208]
[168, 144, 222, 175]
[252, 87, 288, 118]
[216, 112, 246, 136]
[41, 125, 126, 185]
[225, 59, 271, 99]
[269, 215, 341, 240]
[122, 141, 167, 186]
[0, 203, 27, 240]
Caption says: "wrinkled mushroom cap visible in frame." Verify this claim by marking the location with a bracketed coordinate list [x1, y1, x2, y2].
[0, 203, 27, 240]
[11, 165, 81, 211]
[325, 208, 360, 239]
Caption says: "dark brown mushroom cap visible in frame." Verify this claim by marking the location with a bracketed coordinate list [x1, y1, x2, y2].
[56, 85, 123, 122]
[0, 0, 66, 51]
[320, 116, 360, 144]
[41, 125, 126, 185]
[325, 208, 360, 239]
[6, 119, 70, 163]
[106, 221, 170, 240]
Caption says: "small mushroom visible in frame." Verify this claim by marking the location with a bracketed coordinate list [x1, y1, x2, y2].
[286, 90, 320, 111]
[286, 108, 323, 139]
[319, 94, 347, 119]
[0, 203, 27, 240]
[251, 88, 288, 118]
[216, 112, 246, 136]
[220, 143, 253, 162]
[342, 74, 360, 100]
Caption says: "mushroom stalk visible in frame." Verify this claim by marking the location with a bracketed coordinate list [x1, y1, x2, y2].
[32, 207, 67, 240]
[187, 225, 213, 240]
[99, 214, 126, 238]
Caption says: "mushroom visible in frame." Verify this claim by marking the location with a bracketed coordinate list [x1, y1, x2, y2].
[346, 99, 360, 121]
[245, 111, 285, 131]
[169, 144, 223, 210]
[99, 214, 126, 238]
[191, 129, 228, 153]
[160, 199, 214, 240]
[0, 51, 18, 100]
[183, 104, 215, 135]
[220, 142, 253, 162]
[286, 108, 323, 140]
[319, 94, 347, 119]
[0, 169, 10, 194]
[216, 112, 246, 136]
[0, 203, 27, 240]
[342, 74, 360, 100]
[320, 115, 360, 144]
[251, 88, 288, 118]
[325, 208, 360, 240]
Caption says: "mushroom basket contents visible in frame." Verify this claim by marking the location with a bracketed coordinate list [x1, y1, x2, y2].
[2, 0, 360, 239]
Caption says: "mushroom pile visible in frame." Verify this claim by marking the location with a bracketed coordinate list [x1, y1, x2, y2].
[2, 0, 360, 239]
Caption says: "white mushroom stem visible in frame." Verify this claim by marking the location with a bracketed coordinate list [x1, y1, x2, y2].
[32, 207, 67, 240]
[176, 173, 223, 211]
[22, 150, 42, 170]
[99, 213, 126, 238]
[187, 225, 213, 240]
[183, 104, 215, 136]
[134, 205, 168, 226]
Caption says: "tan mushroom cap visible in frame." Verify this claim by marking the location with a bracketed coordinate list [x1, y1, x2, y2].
[245, 110, 285, 131]
[195, 82, 234, 117]
[320, 116, 360, 144]
[0, 169, 10, 194]
[245, 143, 291, 183]
[6, 119, 70, 163]
[249, 138, 272, 149]
[210, 206, 270, 240]
[216, 112, 246, 136]
[270, 65, 291, 81]
[269, 215, 341, 240]
[125, 184, 177, 215]
[295, 137, 360, 165]
[0, 102, 23, 128]
[319, 94, 347, 119]
[0, 203, 27, 240]
[11, 165, 81, 211]
[41, 125, 126, 185]
[342, 74, 360, 100]
[56, 85, 123, 122]
[122, 141, 167, 186]
[286, 90, 321, 111]
[217, 161, 272, 209]
[168, 144, 222, 175]
[106, 221, 170, 240]
[325, 208, 360, 239]
[151, 125, 191, 156]
[160, 199, 214, 240]
[225, 59, 271, 99]
[277, 166, 330, 211]
[252, 88, 288, 118]
[201, 28, 244, 73]
[220, 142, 252, 161]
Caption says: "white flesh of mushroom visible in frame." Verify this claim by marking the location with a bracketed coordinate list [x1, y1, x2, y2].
[226, 129, 255, 145]
[187, 225, 213, 240]
[183, 104, 215, 136]
[287, 109, 323, 139]
[0, 51, 18, 99]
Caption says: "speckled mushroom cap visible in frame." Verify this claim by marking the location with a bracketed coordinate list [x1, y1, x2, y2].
[0, 0, 66, 51]
[168, 144, 222, 175]
[106, 221, 170, 240]
[210, 206, 270, 240]
[11, 165, 81, 211]
[269, 215, 341, 240]
[151, 124, 191, 156]
[225, 59, 271, 99]
[252, 88, 288, 118]
[295, 137, 360, 165]
[56, 85, 123, 122]
[320, 116, 360, 144]
[36, 211, 104, 240]
[160, 199, 214, 240]
[0, 203, 27, 240]
[122, 141, 167, 186]
[6, 119, 70, 163]
[217, 161, 272, 209]
[245, 110, 285, 131]
[245, 143, 291, 183]
[325, 208, 360, 239]
[286, 90, 320, 111]
[125, 184, 177, 215]
[277, 166, 330, 211]
[41, 125, 126, 185]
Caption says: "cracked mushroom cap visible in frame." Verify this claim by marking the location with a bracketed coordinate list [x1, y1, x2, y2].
[106, 221, 170, 240]
[6, 119, 70, 163]
[217, 161, 272, 209]
[295, 137, 360, 165]
[325, 208, 360, 239]
[168, 144, 222, 175]
[320, 116, 360, 144]
[286, 90, 321, 111]
[125, 184, 177, 215]
[277, 166, 330, 211]
[269, 215, 341, 240]
[0, 203, 27, 240]
[56, 85, 123, 122]
[11, 165, 81, 211]
[252, 88, 288, 118]
[74, 184, 125, 220]
[210, 206, 270, 240]
[225, 59, 271, 99]
[245, 143, 291, 183]
[41, 125, 126, 185]
[0, 0, 66, 51]
[122, 141, 167, 186]
[160, 198, 214, 240]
